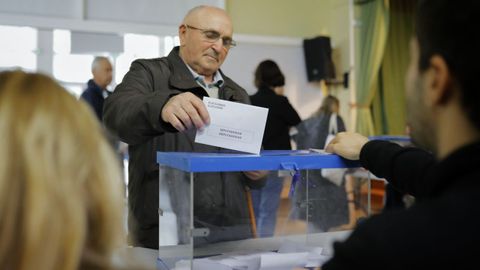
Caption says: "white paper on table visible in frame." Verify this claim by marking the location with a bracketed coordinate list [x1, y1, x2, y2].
[259, 252, 309, 270]
[193, 258, 236, 270]
[305, 254, 332, 268]
[193, 254, 259, 270]
[277, 240, 323, 254]
[231, 251, 276, 270]
[277, 241, 328, 268]
[186, 249, 329, 270]
[308, 148, 331, 155]
[195, 97, 268, 154]
[174, 259, 192, 270]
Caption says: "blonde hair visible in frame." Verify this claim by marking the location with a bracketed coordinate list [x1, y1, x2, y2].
[312, 95, 340, 117]
[0, 71, 124, 270]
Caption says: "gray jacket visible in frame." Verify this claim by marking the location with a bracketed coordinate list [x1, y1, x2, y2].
[104, 47, 264, 248]
[292, 113, 349, 231]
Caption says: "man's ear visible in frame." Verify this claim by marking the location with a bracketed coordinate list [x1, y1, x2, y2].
[427, 55, 454, 105]
[178, 24, 187, 46]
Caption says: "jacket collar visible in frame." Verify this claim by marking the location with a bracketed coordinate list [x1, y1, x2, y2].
[166, 46, 243, 102]
[167, 47, 203, 90]
[87, 79, 105, 96]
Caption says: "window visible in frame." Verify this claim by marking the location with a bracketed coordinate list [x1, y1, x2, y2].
[0, 25, 37, 71]
[163, 36, 181, 57]
[115, 33, 161, 84]
[53, 29, 111, 97]
[53, 54, 95, 84]
[115, 34, 180, 84]
[52, 30, 180, 94]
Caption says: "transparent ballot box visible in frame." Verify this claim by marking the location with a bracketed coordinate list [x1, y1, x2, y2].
[156, 150, 362, 269]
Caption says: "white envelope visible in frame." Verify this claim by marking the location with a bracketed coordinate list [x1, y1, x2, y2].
[195, 97, 268, 154]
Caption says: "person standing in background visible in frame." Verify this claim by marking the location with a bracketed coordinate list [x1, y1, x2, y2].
[294, 95, 345, 152]
[291, 95, 352, 232]
[81, 56, 113, 120]
[249, 59, 301, 237]
[81, 56, 127, 186]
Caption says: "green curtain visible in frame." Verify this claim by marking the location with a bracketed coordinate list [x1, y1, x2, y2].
[372, 0, 416, 135]
[354, 0, 390, 136]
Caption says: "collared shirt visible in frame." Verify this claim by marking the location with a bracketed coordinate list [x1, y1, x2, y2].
[102, 89, 109, 99]
[185, 64, 224, 99]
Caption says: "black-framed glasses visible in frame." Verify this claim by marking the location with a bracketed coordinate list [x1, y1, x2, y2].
[184, 24, 237, 49]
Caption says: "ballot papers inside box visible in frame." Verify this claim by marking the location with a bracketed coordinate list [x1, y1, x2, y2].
[156, 150, 365, 269]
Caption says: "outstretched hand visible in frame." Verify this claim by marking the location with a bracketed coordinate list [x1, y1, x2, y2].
[325, 132, 369, 160]
[161, 92, 210, 132]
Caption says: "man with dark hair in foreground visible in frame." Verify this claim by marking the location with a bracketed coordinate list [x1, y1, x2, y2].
[323, 0, 480, 269]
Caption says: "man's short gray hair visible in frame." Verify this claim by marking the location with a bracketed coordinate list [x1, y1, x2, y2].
[91, 56, 111, 73]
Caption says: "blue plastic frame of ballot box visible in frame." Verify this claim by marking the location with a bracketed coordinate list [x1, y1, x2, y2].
[156, 150, 360, 172]
[368, 135, 411, 142]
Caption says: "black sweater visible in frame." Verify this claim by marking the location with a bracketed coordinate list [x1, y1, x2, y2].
[250, 87, 301, 150]
[323, 140, 480, 270]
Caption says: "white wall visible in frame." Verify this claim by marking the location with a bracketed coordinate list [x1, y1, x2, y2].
[0, 0, 331, 120]
[0, 0, 224, 25]
[222, 39, 324, 120]
[86, 0, 224, 25]
[0, 0, 223, 35]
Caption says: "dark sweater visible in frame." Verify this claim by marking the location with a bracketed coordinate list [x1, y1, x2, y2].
[250, 87, 301, 150]
[323, 140, 480, 269]
[80, 79, 109, 121]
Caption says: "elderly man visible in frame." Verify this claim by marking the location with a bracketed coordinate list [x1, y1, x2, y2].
[323, 0, 480, 269]
[104, 5, 265, 249]
[81, 56, 113, 121]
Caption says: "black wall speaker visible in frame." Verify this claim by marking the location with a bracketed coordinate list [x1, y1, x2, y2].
[303, 36, 336, 82]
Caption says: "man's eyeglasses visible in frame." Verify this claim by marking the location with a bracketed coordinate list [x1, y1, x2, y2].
[184, 24, 237, 49]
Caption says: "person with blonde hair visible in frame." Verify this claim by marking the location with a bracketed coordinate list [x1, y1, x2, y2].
[0, 70, 125, 270]
[312, 94, 340, 117]
[291, 95, 350, 232]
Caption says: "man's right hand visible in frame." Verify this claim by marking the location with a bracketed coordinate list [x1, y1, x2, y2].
[161, 92, 210, 132]
[325, 132, 369, 160]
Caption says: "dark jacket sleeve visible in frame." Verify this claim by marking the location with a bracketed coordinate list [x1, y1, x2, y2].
[359, 140, 436, 197]
[103, 59, 178, 145]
